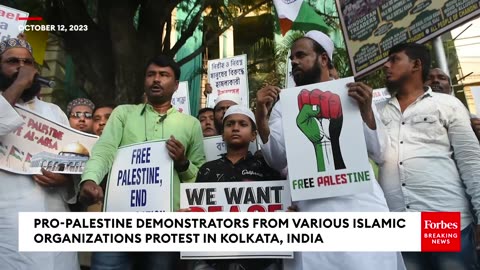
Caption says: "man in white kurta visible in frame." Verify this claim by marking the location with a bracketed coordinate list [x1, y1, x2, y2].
[0, 38, 79, 270]
[254, 31, 405, 270]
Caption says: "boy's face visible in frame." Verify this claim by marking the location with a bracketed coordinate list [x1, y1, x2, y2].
[222, 114, 256, 147]
[93, 107, 113, 136]
[69, 105, 94, 133]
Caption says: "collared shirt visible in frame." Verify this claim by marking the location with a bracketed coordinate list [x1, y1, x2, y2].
[196, 152, 282, 183]
[378, 88, 480, 229]
[81, 103, 206, 211]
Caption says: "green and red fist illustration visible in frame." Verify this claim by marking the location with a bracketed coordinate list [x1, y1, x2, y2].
[296, 89, 346, 172]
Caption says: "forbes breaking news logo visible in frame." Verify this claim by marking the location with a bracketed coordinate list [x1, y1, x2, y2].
[421, 212, 461, 252]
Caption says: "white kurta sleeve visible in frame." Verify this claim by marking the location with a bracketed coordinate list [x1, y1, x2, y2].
[363, 103, 388, 164]
[0, 95, 24, 136]
[258, 102, 288, 172]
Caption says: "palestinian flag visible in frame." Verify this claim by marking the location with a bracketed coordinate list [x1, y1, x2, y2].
[9, 146, 24, 160]
[273, 0, 329, 36]
[24, 153, 32, 163]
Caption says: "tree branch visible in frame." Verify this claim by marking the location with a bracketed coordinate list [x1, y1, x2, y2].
[170, 2, 206, 56]
[163, 16, 172, 54]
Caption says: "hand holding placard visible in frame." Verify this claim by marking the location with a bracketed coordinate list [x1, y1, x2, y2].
[166, 136, 188, 172]
[33, 168, 70, 187]
[255, 85, 281, 143]
[80, 180, 104, 206]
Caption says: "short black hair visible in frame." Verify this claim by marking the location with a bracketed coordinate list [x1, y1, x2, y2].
[144, 55, 181, 80]
[388, 43, 431, 82]
[197, 107, 214, 119]
[93, 103, 116, 115]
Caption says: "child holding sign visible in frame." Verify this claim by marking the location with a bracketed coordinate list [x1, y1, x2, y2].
[192, 105, 282, 270]
[196, 105, 281, 183]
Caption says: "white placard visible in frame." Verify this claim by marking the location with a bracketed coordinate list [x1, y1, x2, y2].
[180, 180, 292, 259]
[104, 140, 173, 212]
[0, 5, 28, 41]
[0, 106, 98, 175]
[280, 77, 372, 201]
[207, 54, 249, 108]
[203, 135, 258, 162]
[180, 181, 293, 259]
[172, 81, 191, 115]
[181, 180, 291, 212]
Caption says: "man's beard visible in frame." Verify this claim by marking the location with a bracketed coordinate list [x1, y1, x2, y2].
[293, 59, 322, 86]
[0, 72, 41, 102]
[385, 74, 409, 95]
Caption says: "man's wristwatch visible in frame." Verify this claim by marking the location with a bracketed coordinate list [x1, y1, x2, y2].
[175, 159, 190, 172]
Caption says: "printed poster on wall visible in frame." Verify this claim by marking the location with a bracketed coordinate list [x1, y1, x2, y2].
[104, 140, 173, 212]
[180, 180, 293, 259]
[206, 54, 249, 108]
[172, 81, 191, 115]
[0, 106, 98, 175]
[203, 135, 258, 162]
[335, 0, 480, 77]
[0, 5, 28, 41]
[280, 77, 372, 201]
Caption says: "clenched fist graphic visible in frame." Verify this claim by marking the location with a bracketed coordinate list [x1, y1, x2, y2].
[296, 89, 346, 172]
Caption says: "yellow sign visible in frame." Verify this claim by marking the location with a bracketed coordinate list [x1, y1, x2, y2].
[25, 21, 49, 64]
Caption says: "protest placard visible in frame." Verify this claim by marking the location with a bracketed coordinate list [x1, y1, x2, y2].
[203, 135, 258, 162]
[181, 180, 291, 212]
[171, 81, 190, 115]
[104, 140, 173, 212]
[0, 106, 98, 175]
[336, 0, 480, 77]
[0, 5, 28, 41]
[180, 180, 293, 259]
[207, 54, 249, 108]
[280, 77, 372, 201]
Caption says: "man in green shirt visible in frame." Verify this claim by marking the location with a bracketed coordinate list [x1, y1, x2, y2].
[79, 55, 205, 270]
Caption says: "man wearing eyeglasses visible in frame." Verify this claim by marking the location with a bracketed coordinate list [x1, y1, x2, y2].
[67, 97, 95, 134]
[0, 38, 79, 270]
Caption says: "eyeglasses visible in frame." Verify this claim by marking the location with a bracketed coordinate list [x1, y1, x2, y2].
[2, 57, 34, 66]
[70, 112, 93, 119]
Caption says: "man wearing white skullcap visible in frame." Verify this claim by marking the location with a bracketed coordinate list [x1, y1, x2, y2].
[0, 37, 79, 270]
[255, 31, 405, 270]
[194, 105, 281, 270]
[213, 93, 242, 134]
